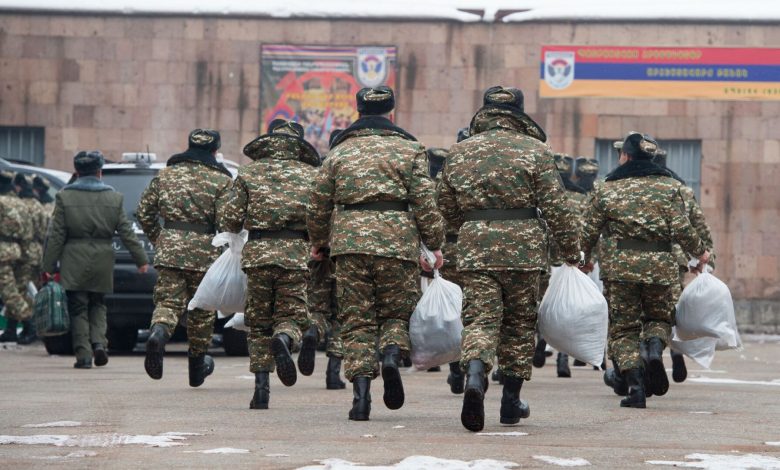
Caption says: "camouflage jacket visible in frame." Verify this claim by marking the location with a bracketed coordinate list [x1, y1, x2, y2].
[19, 197, 49, 267]
[434, 175, 460, 268]
[438, 115, 580, 272]
[307, 117, 445, 262]
[137, 154, 233, 272]
[548, 185, 587, 266]
[581, 160, 705, 285]
[219, 140, 318, 271]
[0, 193, 33, 263]
[672, 185, 715, 271]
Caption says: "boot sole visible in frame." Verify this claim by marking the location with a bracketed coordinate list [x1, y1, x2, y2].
[382, 363, 405, 410]
[461, 387, 485, 432]
[620, 399, 647, 409]
[271, 337, 297, 387]
[144, 336, 164, 380]
[348, 410, 370, 421]
[557, 368, 571, 378]
[671, 353, 688, 383]
[94, 349, 108, 367]
[297, 334, 317, 376]
[500, 403, 530, 424]
[646, 357, 669, 396]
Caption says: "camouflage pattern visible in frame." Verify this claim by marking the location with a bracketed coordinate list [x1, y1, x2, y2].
[548, 187, 587, 267]
[150, 267, 214, 355]
[673, 185, 715, 272]
[459, 270, 540, 380]
[245, 266, 309, 373]
[308, 260, 344, 358]
[336, 254, 419, 380]
[19, 197, 49, 273]
[0, 192, 34, 321]
[67, 291, 107, 361]
[136, 162, 232, 272]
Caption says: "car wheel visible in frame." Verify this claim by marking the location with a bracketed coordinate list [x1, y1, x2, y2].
[43, 334, 74, 355]
[222, 327, 248, 356]
[107, 327, 139, 352]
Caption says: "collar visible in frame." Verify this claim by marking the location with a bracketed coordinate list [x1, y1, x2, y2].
[167, 148, 233, 177]
[64, 176, 115, 192]
[330, 116, 417, 148]
[605, 159, 673, 182]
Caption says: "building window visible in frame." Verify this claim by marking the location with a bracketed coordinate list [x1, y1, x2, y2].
[593, 139, 702, 199]
[0, 127, 45, 166]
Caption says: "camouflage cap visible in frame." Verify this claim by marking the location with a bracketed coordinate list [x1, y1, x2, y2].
[188, 128, 221, 152]
[621, 131, 658, 160]
[426, 147, 448, 179]
[0, 169, 14, 185]
[554, 153, 573, 174]
[575, 157, 599, 177]
[456, 127, 470, 143]
[356, 86, 395, 116]
[473, 85, 547, 143]
[33, 175, 50, 191]
[73, 150, 105, 174]
[243, 119, 320, 166]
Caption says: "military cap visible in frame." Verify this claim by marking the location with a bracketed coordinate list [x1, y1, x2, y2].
[426, 148, 448, 179]
[0, 169, 14, 185]
[356, 86, 395, 116]
[188, 128, 221, 152]
[328, 128, 344, 149]
[575, 157, 599, 177]
[13, 172, 32, 188]
[33, 175, 50, 192]
[73, 150, 105, 174]
[652, 147, 668, 167]
[456, 127, 470, 143]
[474, 86, 547, 143]
[243, 119, 320, 166]
[554, 153, 573, 174]
[266, 118, 286, 133]
[621, 131, 658, 160]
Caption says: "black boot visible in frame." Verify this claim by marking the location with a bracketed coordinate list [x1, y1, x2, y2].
[348, 376, 371, 421]
[620, 369, 647, 408]
[144, 324, 169, 380]
[427, 366, 441, 372]
[188, 351, 215, 387]
[532, 337, 547, 368]
[461, 359, 486, 432]
[381, 345, 405, 410]
[603, 360, 628, 396]
[572, 359, 587, 367]
[644, 337, 669, 396]
[93, 343, 108, 367]
[671, 350, 687, 383]
[326, 355, 346, 390]
[491, 368, 504, 385]
[500, 375, 531, 424]
[73, 357, 92, 369]
[17, 320, 37, 345]
[557, 352, 571, 378]
[0, 319, 18, 342]
[250, 372, 270, 409]
[447, 362, 465, 394]
[271, 333, 297, 386]
[298, 326, 318, 376]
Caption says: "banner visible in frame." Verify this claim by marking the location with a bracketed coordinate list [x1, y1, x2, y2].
[260, 45, 398, 156]
[540, 46, 780, 101]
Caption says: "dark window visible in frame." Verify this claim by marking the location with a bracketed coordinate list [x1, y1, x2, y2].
[101, 170, 158, 220]
[0, 127, 45, 166]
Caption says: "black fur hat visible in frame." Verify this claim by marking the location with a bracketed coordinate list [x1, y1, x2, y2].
[188, 129, 221, 152]
[356, 86, 395, 116]
[73, 150, 105, 174]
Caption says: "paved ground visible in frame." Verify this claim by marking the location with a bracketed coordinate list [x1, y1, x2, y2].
[1, 339, 779, 469]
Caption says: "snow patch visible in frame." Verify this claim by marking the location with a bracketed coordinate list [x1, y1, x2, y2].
[647, 453, 780, 469]
[23, 421, 84, 428]
[689, 411, 714, 414]
[476, 431, 529, 436]
[361, 434, 376, 438]
[767, 442, 780, 446]
[392, 426, 405, 429]
[0, 432, 200, 448]
[195, 448, 250, 454]
[266, 453, 290, 457]
[237, 375, 255, 380]
[297, 456, 519, 469]
[533, 455, 591, 467]
[687, 377, 780, 387]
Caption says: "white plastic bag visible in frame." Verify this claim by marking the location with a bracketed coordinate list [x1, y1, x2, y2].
[409, 271, 464, 370]
[188, 231, 248, 314]
[671, 329, 718, 369]
[539, 265, 608, 366]
[674, 267, 741, 349]
[587, 262, 604, 293]
[224, 312, 250, 332]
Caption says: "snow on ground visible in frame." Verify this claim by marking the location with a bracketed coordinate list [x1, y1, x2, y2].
[189, 448, 251, 454]
[23, 422, 86, 428]
[687, 377, 780, 387]
[532, 455, 591, 467]
[646, 453, 780, 469]
[298, 456, 519, 470]
[0, 432, 202, 448]
[767, 442, 780, 446]
[476, 431, 529, 436]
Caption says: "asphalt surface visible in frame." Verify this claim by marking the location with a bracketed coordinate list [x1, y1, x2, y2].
[1, 339, 779, 469]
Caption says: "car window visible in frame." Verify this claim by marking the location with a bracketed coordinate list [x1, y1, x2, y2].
[102, 170, 158, 219]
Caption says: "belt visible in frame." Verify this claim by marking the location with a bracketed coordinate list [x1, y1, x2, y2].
[616, 239, 672, 253]
[164, 220, 215, 234]
[445, 234, 459, 243]
[342, 201, 409, 212]
[463, 208, 539, 222]
[248, 229, 308, 241]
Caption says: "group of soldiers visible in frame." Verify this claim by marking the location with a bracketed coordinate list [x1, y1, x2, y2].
[0, 83, 714, 434]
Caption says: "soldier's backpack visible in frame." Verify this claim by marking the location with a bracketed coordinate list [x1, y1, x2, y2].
[33, 281, 69, 337]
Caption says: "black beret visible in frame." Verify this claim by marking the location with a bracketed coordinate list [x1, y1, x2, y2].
[266, 118, 287, 133]
[73, 150, 105, 174]
[33, 175, 50, 191]
[456, 127, 469, 143]
[356, 86, 395, 116]
[622, 132, 658, 160]
[483, 86, 525, 113]
[188, 128, 221, 152]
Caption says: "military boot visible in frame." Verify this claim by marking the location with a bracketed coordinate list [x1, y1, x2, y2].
[381, 345, 405, 410]
[491, 368, 504, 385]
[557, 352, 571, 378]
[298, 326, 318, 376]
[250, 372, 270, 409]
[0, 319, 18, 342]
[671, 350, 688, 383]
[16, 320, 37, 345]
[620, 369, 647, 408]
[603, 360, 628, 396]
[427, 366, 441, 372]
[461, 359, 487, 432]
[348, 377, 371, 421]
[73, 357, 92, 369]
[500, 375, 531, 424]
[447, 361, 465, 394]
[92, 343, 108, 367]
[326, 355, 346, 390]
[144, 324, 170, 380]
[271, 333, 297, 386]
[644, 337, 669, 396]
[572, 359, 587, 367]
[532, 337, 547, 368]
[188, 351, 215, 387]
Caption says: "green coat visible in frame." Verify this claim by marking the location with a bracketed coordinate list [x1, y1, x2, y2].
[42, 177, 148, 293]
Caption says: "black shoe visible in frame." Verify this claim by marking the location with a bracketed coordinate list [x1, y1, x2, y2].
[381, 345, 405, 410]
[461, 360, 486, 432]
[644, 337, 669, 396]
[447, 362, 465, 394]
[271, 333, 297, 386]
[671, 350, 687, 383]
[557, 352, 571, 378]
[572, 359, 587, 367]
[188, 352, 215, 387]
[603, 363, 629, 396]
[326, 356, 346, 390]
[0, 319, 18, 342]
[348, 377, 371, 421]
[16, 320, 37, 345]
[298, 326, 318, 376]
[73, 357, 92, 369]
[427, 366, 441, 372]
[402, 356, 412, 368]
[144, 324, 169, 380]
[250, 372, 270, 409]
[532, 337, 547, 368]
[500, 375, 530, 424]
[93, 343, 108, 367]
[491, 368, 504, 384]
[620, 369, 647, 408]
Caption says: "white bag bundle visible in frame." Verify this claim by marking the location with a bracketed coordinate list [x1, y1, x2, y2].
[410, 270, 464, 370]
[671, 331, 718, 369]
[674, 267, 741, 349]
[587, 262, 604, 293]
[224, 312, 250, 332]
[188, 231, 248, 314]
[539, 265, 608, 366]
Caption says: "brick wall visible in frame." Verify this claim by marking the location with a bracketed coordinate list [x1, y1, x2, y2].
[0, 14, 778, 331]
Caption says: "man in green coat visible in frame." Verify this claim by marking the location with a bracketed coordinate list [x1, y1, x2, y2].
[42, 151, 149, 369]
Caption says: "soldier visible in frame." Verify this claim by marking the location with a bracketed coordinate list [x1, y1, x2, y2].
[32, 176, 55, 210]
[307, 86, 445, 421]
[581, 132, 710, 409]
[438, 86, 580, 432]
[42, 152, 149, 368]
[138, 129, 233, 386]
[219, 120, 320, 409]
[0, 170, 34, 344]
[574, 157, 600, 192]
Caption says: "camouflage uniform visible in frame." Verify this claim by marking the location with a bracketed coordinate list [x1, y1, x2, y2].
[16, 177, 50, 290]
[307, 259, 344, 358]
[0, 172, 34, 325]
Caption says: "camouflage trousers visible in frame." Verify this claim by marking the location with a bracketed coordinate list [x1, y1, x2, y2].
[245, 266, 309, 373]
[336, 254, 419, 381]
[150, 267, 213, 355]
[604, 281, 674, 372]
[308, 269, 344, 358]
[460, 270, 540, 381]
[67, 291, 106, 361]
[0, 261, 32, 321]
